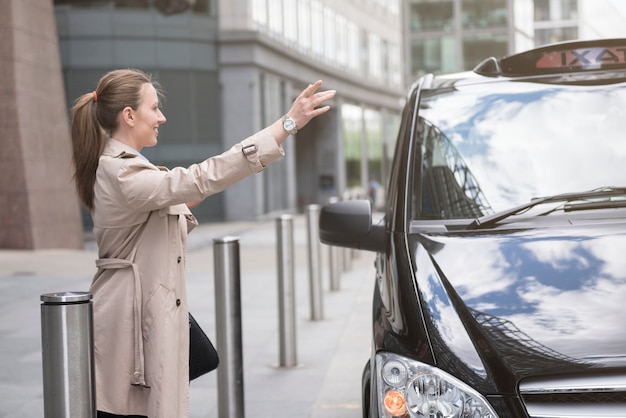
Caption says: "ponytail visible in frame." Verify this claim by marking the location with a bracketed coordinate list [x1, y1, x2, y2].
[71, 91, 104, 211]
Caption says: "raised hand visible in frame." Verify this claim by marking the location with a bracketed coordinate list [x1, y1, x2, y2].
[287, 80, 336, 130]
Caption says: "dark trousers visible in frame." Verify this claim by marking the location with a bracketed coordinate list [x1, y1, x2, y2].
[97, 412, 148, 418]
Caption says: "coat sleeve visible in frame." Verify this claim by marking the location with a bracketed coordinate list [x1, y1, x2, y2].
[116, 127, 284, 211]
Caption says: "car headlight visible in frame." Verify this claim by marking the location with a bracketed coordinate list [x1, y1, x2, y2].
[376, 352, 499, 418]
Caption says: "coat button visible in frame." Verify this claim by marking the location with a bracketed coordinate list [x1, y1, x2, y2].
[177, 256, 182, 263]
[176, 298, 181, 307]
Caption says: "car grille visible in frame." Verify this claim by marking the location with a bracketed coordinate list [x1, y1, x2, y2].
[519, 373, 626, 418]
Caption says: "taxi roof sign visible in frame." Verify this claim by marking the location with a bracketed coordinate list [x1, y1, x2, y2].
[475, 39, 626, 77]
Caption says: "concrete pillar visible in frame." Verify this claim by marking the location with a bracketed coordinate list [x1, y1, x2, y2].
[0, 0, 82, 249]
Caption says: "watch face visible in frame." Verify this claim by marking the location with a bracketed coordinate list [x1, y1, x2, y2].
[284, 118, 295, 131]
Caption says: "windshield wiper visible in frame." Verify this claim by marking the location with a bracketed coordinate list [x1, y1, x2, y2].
[564, 199, 626, 212]
[468, 187, 626, 230]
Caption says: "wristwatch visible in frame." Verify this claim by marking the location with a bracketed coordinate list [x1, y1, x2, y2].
[282, 114, 298, 135]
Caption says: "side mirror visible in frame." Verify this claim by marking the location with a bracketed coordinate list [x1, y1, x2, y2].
[319, 200, 386, 252]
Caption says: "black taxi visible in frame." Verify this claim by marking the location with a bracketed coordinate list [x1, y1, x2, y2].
[320, 39, 626, 418]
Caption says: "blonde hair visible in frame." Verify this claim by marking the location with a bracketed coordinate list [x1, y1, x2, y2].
[70, 69, 161, 210]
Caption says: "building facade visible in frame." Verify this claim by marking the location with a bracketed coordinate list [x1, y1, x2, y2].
[403, 0, 535, 81]
[54, 0, 405, 226]
[533, 0, 578, 45]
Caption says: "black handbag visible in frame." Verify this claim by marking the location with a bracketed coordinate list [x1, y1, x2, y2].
[188, 313, 219, 380]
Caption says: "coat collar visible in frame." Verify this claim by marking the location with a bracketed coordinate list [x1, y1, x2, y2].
[103, 138, 148, 160]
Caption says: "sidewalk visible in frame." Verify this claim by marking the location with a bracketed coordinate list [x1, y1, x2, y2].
[0, 215, 375, 418]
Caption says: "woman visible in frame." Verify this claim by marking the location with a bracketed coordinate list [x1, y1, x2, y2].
[70, 68, 335, 418]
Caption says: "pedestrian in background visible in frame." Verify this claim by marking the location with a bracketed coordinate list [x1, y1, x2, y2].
[70, 68, 335, 418]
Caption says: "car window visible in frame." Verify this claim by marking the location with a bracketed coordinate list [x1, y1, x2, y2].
[412, 76, 626, 220]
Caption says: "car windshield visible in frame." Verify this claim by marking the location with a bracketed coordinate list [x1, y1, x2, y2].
[413, 75, 626, 220]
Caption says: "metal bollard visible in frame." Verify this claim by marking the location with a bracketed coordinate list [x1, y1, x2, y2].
[328, 197, 342, 291]
[343, 247, 353, 272]
[276, 215, 297, 367]
[40, 291, 96, 418]
[214, 237, 245, 418]
[306, 204, 324, 321]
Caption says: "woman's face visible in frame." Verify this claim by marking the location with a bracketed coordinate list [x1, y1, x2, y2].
[131, 83, 166, 150]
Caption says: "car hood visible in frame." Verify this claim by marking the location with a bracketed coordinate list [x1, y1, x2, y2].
[411, 223, 626, 385]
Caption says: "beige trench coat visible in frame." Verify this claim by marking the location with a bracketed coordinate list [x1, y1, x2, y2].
[90, 128, 284, 417]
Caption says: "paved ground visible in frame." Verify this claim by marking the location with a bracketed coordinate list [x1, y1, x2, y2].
[0, 214, 375, 418]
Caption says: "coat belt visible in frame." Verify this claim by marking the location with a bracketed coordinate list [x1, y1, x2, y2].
[95, 250, 149, 388]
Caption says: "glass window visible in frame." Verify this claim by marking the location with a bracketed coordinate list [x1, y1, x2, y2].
[252, 0, 268, 28]
[462, 0, 508, 29]
[462, 34, 507, 70]
[298, 0, 312, 52]
[369, 33, 382, 80]
[381, 39, 389, 84]
[336, 15, 348, 68]
[535, 0, 577, 21]
[389, 0, 400, 15]
[534, 0, 550, 21]
[366, 108, 384, 207]
[535, 27, 578, 47]
[366, 109, 383, 162]
[409, 0, 454, 32]
[283, 0, 297, 43]
[390, 43, 402, 87]
[365, 108, 383, 189]
[267, 0, 283, 37]
[311, 0, 324, 57]
[411, 37, 456, 76]
[559, 0, 578, 20]
[347, 22, 360, 73]
[263, 82, 288, 213]
[342, 104, 364, 188]
[324, 6, 336, 63]
[361, 28, 369, 77]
